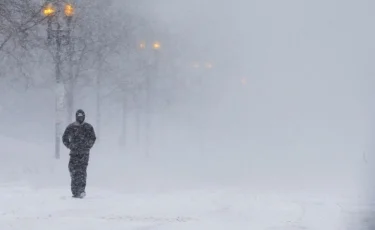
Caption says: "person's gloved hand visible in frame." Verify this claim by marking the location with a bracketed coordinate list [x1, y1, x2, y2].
[87, 140, 95, 149]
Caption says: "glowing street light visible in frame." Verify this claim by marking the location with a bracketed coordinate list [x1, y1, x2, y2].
[152, 41, 161, 50]
[64, 3, 74, 17]
[138, 41, 161, 50]
[42, 3, 55, 17]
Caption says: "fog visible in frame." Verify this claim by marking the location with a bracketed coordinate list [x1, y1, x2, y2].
[0, 0, 373, 196]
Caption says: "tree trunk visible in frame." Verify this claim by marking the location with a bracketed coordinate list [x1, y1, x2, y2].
[135, 99, 140, 147]
[96, 63, 101, 143]
[66, 85, 74, 124]
[120, 96, 127, 147]
[66, 26, 74, 124]
[145, 67, 151, 157]
[55, 23, 63, 160]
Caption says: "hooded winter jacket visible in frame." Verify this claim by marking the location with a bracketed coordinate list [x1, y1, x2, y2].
[62, 121, 96, 154]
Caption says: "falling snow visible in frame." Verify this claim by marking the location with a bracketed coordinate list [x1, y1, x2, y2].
[0, 0, 374, 229]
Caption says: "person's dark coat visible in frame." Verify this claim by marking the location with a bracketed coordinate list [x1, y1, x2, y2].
[62, 109, 96, 198]
[62, 121, 96, 154]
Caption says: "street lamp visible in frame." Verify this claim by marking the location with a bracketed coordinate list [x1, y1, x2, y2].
[135, 40, 162, 156]
[152, 41, 161, 50]
[42, 1, 75, 159]
[42, 3, 55, 17]
[64, 3, 74, 17]
[138, 41, 161, 51]
[189, 60, 214, 155]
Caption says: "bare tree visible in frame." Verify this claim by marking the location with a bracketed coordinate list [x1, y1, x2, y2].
[59, 0, 132, 138]
[0, 0, 43, 53]
[0, 0, 46, 82]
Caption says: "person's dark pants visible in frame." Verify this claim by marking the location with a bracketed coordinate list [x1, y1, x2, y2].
[68, 152, 89, 197]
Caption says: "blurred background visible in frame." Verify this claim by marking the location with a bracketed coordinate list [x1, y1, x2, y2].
[0, 0, 373, 193]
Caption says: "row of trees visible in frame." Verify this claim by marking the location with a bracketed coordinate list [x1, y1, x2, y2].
[0, 0, 197, 155]
[0, 0, 218, 157]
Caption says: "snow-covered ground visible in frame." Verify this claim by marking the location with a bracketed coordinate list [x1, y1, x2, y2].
[0, 136, 370, 230]
[0, 184, 370, 230]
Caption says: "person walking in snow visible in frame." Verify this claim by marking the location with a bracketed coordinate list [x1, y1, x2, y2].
[62, 109, 96, 198]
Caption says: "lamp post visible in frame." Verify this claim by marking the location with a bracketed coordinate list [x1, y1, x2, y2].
[136, 40, 161, 156]
[190, 61, 213, 156]
[42, 0, 74, 159]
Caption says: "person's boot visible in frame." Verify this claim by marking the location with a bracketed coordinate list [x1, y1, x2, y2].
[78, 192, 86, 198]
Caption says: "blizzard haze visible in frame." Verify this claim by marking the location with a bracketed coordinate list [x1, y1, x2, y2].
[143, 0, 372, 192]
[0, 0, 373, 229]
[0, 0, 372, 201]
[113, 0, 370, 192]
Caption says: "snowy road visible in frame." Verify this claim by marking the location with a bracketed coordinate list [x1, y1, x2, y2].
[0, 185, 368, 230]
[0, 136, 370, 229]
